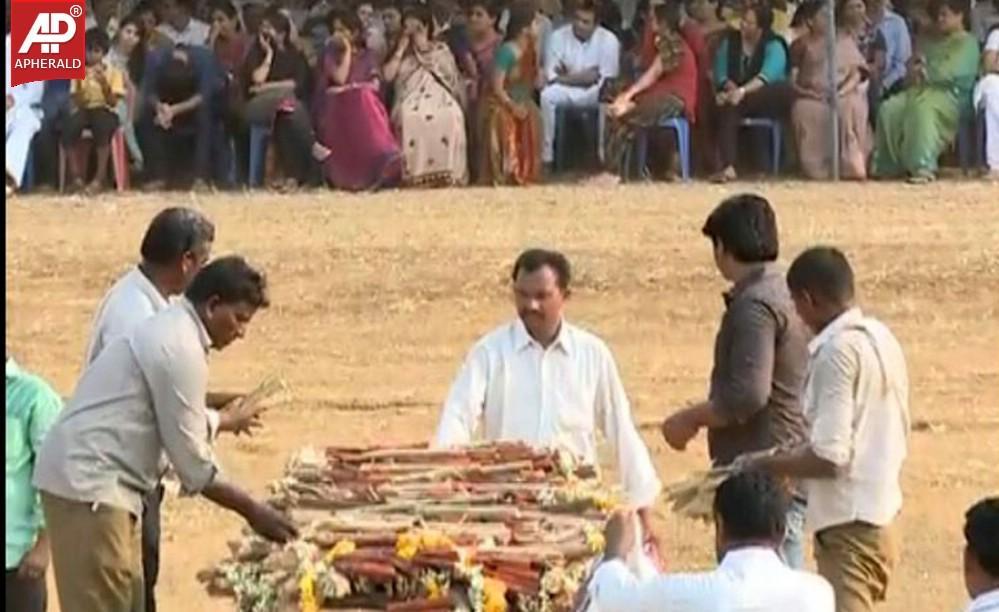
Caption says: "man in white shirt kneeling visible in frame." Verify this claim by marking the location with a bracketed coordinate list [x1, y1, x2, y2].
[591, 471, 834, 612]
[433, 248, 662, 550]
[752, 246, 910, 612]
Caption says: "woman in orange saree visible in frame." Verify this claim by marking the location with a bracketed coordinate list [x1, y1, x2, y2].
[476, 4, 542, 185]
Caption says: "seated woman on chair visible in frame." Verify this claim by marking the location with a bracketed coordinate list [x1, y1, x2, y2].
[872, 0, 981, 182]
[241, 6, 329, 191]
[604, 1, 698, 181]
[313, 8, 401, 191]
[710, 1, 791, 182]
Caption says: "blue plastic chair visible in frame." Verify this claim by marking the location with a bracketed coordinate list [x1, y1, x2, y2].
[248, 125, 271, 188]
[554, 106, 601, 172]
[740, 117, 782, 175]
[632, 116, 691, 181]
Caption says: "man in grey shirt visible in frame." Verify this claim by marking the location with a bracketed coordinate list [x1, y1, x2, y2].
[661, 193, 809, 568]
[34, 256, 297, 612]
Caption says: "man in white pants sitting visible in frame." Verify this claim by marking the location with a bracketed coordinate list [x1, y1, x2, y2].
[540, 0, 619, 172]
[5, 33, 44, 197]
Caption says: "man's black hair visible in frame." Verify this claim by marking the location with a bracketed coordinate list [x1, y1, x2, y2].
[511, 249, 572, 291]
[85, 27, 111, 54]
[140, 207, 215, 266]
[714, 471, 788, 542]
[965, 497, 999, 578]
[786, 246, 855, 305]
[701, 193, 779, 263]
[185, 256, 270, 308]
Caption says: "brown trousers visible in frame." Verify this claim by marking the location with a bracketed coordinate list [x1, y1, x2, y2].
[41, 492, 145, 612]
[815, 521, 897, 612]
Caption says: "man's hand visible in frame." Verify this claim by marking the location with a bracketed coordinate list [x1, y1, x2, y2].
[582, 66, 601, 87]
[636, 506, 663, 564]
[661, 408, 701, 451]
[218, 398, 266, 436]
[6, 94, 15, 110]
[17, 533, 49, 580]
[247, 502, 298, 543]
[603, 509, 636, 561]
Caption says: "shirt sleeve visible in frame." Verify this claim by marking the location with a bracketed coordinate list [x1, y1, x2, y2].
[808, 338, 860, 467]
[710, 300, 778, 425]
[138, 336, 219, 495]
[109, 67, 126, 99]
[544, 31, 561, 82]
[758, 39, 788, 83]
[713, 37, 730, 89]
[601, 31, 621, 79]
[206, 408, 221, 441]
[591, 560, 701, 611]
[432, 344, 490, 448]
[28, 382, 63, 530]
[494, 43, 517, 74]
[594, 344, 662, 508]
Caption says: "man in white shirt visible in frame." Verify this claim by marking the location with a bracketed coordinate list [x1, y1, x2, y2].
[433, 248, 662, 548]
[156, 0, 211, 46]
[591, 471, 834, 612]
[35, 256, 297, 612]
[752, 246, 910, 612]
[963, 497, 999, 611]
[540, 0, 620, 171]
[6, 34, 45, 196]
[83, 207, 260, 612]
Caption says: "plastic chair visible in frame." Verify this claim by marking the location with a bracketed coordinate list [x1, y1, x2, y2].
[632, 116, 691, 182]
[248, 125, 271, 188]
[58, 128, 129, 192]
[740, 117, 782, 175]
[956, 108, 985, 174]
[554, 106, 601, 172]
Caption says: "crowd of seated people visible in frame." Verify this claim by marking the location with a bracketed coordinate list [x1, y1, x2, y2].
[5, 0, 999, 196]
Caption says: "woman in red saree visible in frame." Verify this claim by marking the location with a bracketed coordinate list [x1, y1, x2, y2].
[476, 3, 542, 185]
[314, 9, 401, 191]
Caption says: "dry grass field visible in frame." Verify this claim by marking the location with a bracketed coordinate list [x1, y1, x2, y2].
[5, 181, 999, 611]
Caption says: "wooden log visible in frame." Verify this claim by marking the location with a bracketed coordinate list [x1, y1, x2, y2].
[385, 597, 453, 612]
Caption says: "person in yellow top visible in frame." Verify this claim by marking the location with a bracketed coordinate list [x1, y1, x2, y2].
[64, 28, 126, 194]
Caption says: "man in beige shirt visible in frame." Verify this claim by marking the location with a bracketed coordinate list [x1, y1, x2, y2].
[751, 246, 910, 612]
[34, 256, 297, 612]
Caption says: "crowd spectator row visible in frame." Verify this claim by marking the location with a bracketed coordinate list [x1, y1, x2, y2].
[5, 0, 999, 196]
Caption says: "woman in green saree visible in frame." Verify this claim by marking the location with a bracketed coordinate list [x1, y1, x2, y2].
[871, 0, 980, 182]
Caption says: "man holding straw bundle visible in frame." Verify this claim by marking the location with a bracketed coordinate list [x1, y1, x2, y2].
[82, 206, 266, 612]
[433, 248, 663, 554]
[35, 256, 298, 612]
[750, 247, 910, 612]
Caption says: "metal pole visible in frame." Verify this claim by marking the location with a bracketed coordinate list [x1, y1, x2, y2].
[824, 0, 840, 180]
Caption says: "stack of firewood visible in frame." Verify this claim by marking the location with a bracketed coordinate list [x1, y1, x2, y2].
[199, 442, 617, 611]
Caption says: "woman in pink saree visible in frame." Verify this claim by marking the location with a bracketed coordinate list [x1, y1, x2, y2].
[314, 9, 402, 191]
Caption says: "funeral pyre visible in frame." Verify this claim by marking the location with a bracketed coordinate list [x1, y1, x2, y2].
[199, 442, 618, 611]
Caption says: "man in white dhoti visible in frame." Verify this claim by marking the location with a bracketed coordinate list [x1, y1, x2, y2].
[433, 248, 663, 548]
[6, 33, 44, 196]
[540, 0, 619, 171]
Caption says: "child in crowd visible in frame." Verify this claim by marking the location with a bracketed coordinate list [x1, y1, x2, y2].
[63, 28, 126, 193]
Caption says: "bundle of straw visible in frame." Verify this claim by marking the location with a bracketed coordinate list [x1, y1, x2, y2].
[661, 448, 778, 522]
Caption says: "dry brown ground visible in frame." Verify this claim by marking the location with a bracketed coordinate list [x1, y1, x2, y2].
[6, 181, 999, 612]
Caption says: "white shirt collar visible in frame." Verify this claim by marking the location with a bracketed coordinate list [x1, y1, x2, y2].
[967, 588, 999, 611]
[718, 546, 785, 571]
[807, 307, 864, 356]
[512, 317, 573, 356]
[180, 297, 212, 353]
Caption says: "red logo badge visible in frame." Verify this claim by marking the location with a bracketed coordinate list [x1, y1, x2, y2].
[9, 0, 86, 87]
